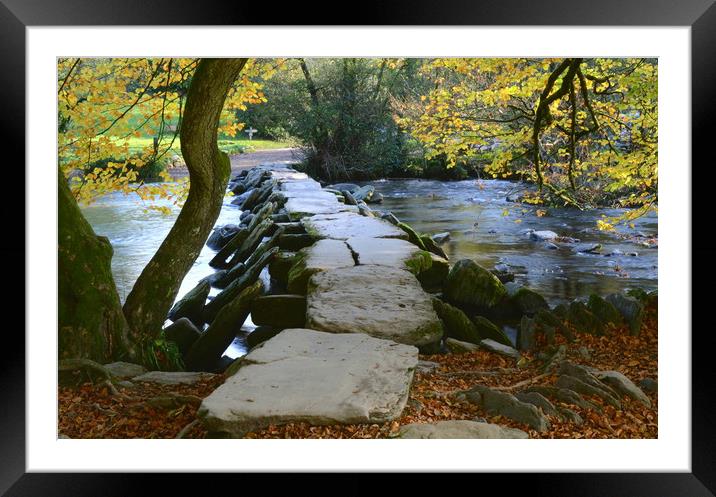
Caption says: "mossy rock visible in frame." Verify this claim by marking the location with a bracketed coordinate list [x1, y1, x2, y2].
[510, 287, 549, 316]
[420, 234, 448, 260]
[397, 222, 427, 250]
[443, 259, 507, 311]
[418, 254, 450, 292]
[432, 298, 481, 345]
[587, 294, 623, 326]
[567, 301, 604, 335]
[286, 252, 314, 295]
[473, 315, 513, 347]
[268, 251, 297, 286]
[605, 293, 644, 336]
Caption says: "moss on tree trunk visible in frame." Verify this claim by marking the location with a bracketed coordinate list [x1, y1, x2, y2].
[122, 58, 248, 341]
[58, 174, 134, 362]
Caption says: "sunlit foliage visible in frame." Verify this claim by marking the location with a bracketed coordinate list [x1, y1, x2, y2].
[396, 58, 657, 227]
[57, 57, 282, 210]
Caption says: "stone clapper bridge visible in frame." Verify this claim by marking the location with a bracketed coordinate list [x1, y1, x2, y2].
[192, 163, 450, 437]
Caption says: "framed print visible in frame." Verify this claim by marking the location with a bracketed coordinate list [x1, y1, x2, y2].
[3, 0, 715, 494]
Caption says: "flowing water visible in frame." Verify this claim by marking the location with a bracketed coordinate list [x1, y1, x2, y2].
[81, 178, 657, 356]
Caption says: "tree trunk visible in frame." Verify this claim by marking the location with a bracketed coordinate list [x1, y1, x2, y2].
[58, 174, 135, 362]
[122, 58, 247, 341]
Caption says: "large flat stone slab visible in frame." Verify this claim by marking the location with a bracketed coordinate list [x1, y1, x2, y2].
[287, 239, 356, 294]
[306, 265, 443, 346]
[279, 178, 323, 191]
[303, 212, 408, 240]
[284, 197, 357, 221]
[346, 236, 422, 268]
[399, 420, 529, 439]
[197, 328, 418, 437]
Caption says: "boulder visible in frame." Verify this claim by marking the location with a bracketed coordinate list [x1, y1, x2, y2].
[473, 315, 512, 347]
[432, 299, 481, 344]
[251, 295, 307, 328]
[352, 185, 375, 202]
[366, 191, 383, 204]
[587, 294, 623, 326]
[164, 317, 201, 355]
[341, 190, 358, 206]
[206, 224, 241, 250]
[305, 265, 443, 347]
[380, 212, 400, 225]
[203, 247, 277, 323]
[398, 420, 528, 439]
[186, 280, 264, 372]
[277, 233, 317, 251]
[515, 391, 559, 416]
[132, 371, 216, 385]
[445, 338, 480, 354]
[268, 251, 297, 286]
[606, 293, 644, 336]
[198, 329, 418, 437]
[525, 385, 599, 411]
[528, 230, 559, 241]
[443, 259, 507, 311]
[555, 374, 621, 409]
[286, 239, 355, 294]
[464, 385, 550, 432]
[595, 370, 652, 407]
[517, 316, 537, 351]
[103, 361, 147, 379]
[567, 300, 604, 335]
[431, 232, 451, 245]
[510, 287, 549, 316]
[420, 234, 448, 260]
[480, 339, 521, 359]
[397, 222, 427, 250]
[167, 280, 211, 327]
[246, 325, 283, 349]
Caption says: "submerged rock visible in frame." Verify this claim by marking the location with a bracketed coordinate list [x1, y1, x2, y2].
[431, 232, 451, 245]
[198, 329, 418, 438]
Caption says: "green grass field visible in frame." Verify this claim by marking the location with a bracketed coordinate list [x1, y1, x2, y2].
[125, 136, 294, 155]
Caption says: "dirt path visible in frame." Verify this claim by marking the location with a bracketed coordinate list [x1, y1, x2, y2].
[229, 148, 302, 172]
[167, 148, 302, 179]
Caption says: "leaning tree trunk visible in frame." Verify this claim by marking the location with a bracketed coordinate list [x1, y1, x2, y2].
[58, 174, 135, 363]
[122, 58, 247, 342]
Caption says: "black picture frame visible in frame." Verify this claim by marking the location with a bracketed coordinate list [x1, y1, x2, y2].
[3, 1, 713, 495]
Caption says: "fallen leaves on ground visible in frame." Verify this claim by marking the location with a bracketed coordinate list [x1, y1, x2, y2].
[59, 305, 657, 439]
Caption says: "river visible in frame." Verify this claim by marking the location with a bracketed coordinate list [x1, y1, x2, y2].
[81, 178, 657, 356]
